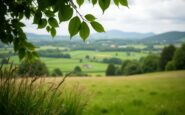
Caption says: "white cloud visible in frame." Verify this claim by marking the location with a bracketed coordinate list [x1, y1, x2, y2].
[23, 0, 185, 35]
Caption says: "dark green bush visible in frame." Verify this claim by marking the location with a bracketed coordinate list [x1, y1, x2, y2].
[165, 61, 176, 71]
[71, 66, 88, 76]
[123, 61, 142, 75]
[18, 60, 49, 77]
[74, 66, 82, 73]
[52, 68, 63, 76]
[106, 64, 116, 76]
[159, 45, 176, 70]
[102, 58, 122, 64]
[173, 44, 185, 70]
[121, 60, 132, 72]
[142, 54, 159, 73]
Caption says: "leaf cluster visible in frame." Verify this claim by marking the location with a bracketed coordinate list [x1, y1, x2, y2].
[0, 0, 128, 60]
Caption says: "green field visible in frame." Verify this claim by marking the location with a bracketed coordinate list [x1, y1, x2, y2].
[55, 71, 185, 115]
[1, 47, 149, 76]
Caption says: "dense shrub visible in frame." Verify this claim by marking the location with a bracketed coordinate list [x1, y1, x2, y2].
[74, 66, 82, 73]
[115, 67, 122, 75]
[159, 45, 176, 70]
[120, 60, 132, 74]
[18, 60, 49, 77]
[102, 58, 122, 64]
[38, 49, 71, 58]
[85, 55, 90, 60]
[142, 55, 159, 73]
[106, 64, 116, 76]
[173, 44, 185, 70]
[52, 68, 63, 76]
[71, 66, 88, 76]
[123, 61, 142, 75]
[165, 61, 176, 71]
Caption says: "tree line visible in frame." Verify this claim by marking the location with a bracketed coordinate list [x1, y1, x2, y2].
[38, 49, 71, 58]
[106, 44, 185, 76]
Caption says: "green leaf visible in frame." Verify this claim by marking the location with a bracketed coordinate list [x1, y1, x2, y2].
[114, 0, 119, 6]
[44, 10, 55, 17]
[92, 0, 97, 6]
[13, 38, 19, 52]
[77, 0, 84, 7]
[68, 16, 81, 38]
[33, 11, 42, 24]
[46, 26, 50, 32]
[25, 42, 35, 51]
[48, 17, 59, 27]
[80, 22, 90, 41]
[38, 19, 47, 29]
[58, 5, 73, 22]
[50, 27, 56, 37]
[37, 0, 51, 10]
[85, 14, 96, 21]
[99, 0, 110, 13]
[25, 9, 31, 19]
[90, 21, 105, 32]
[119, 0, 128, 7]
[18, 48, 26, 60]
[32, 51, 39, 58]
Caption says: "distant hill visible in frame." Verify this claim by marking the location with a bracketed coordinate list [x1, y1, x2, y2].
[142, 31, 185, 43]
[26, 30, 185, 44]
[26, 30, 155, 41]
[27, 30, 155, 40]
[90, 30, 155, 39]
[27, 33, 69, 40]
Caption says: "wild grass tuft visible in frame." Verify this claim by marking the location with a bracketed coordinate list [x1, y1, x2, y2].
[0, 61, 87, 115]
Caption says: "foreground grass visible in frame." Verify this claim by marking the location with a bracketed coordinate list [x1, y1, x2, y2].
[50, 71, 185, 115]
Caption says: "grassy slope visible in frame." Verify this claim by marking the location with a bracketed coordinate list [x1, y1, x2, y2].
[54, 71, 185, 115]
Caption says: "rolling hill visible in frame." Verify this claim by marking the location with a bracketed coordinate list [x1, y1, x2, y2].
[142, 31, 185, 43]
[26, 30, 185, 44]
[90, 30, 155, 39]
[26, 30, 155, 41]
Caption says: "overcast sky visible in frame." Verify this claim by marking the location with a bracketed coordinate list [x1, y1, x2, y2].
[23, 0, 185, 35]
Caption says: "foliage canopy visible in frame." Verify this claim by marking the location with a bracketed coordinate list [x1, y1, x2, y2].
[18, 59, 49, 77]
[173, 44, 185, 70]
[159, 45, 176, 70]
[0, 0, 128, 60]
[106, 64, 116, 76]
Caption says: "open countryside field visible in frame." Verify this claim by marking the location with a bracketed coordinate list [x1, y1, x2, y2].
[1, 47, 149, 76]
[54, 71, 185, 115]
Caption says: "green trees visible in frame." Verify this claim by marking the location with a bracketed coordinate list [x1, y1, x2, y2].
[173, 44, 185, 70]
[74, 66, 82, 73]
[123, 61, 142, 75]
[105, 60, 142, 76]
[106, 64, 116, 76]
[165, 61, 176, 71]
[142, 55, 159, 73]
[159, 45, 176, 70]
[72, 66, 85, 76]
[102, 58, 122, 64]
[52, 68, 63, 76]
[18, 60, 49, 77]
[0, 0, 128, 60]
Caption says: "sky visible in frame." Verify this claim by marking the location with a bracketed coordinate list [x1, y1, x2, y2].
[23, 0, 185, 35]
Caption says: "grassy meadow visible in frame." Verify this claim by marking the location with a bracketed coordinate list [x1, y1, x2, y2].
[0, 45, 149, 76]
[51, 70, 185, 115]
[1, 42, 185, 115]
